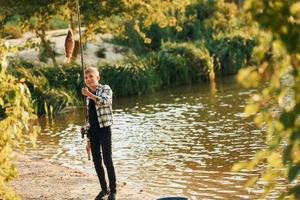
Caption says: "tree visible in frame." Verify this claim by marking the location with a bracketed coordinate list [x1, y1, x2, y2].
[0, 0, 191, 63]
[234, 1, 300, 199]
[0, 40, 39, 200]
[0, 0, 66, 64]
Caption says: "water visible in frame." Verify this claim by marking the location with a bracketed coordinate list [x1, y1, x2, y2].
[27, 77, 267, 199]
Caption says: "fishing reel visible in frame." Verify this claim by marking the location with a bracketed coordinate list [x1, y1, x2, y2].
[80, 127, 88, 139]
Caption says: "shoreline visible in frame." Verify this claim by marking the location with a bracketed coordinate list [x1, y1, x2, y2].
[11, 154, 156, 200]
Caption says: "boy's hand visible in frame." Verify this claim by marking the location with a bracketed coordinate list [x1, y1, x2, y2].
[81, 87, 90, 97]
[82, 87, 97, 102]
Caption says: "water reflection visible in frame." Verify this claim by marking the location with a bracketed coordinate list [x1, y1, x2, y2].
[26, 77, 266, 199]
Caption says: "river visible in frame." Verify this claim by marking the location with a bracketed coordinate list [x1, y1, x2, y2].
[27, 77, 267, 200]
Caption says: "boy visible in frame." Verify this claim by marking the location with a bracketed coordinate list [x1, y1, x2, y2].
[81, 67, 116, 200]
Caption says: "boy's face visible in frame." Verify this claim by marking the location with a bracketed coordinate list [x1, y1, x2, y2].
[84, 71, 100, 88]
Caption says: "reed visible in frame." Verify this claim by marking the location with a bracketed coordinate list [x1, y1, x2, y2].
[100, 55, 160, 97]
[8, 62, 80, 116]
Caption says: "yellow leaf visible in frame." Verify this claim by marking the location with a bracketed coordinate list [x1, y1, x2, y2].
[144, 38, 152, 44]
[133, 23, 140, 32]
[244, 103, 259, 116]
[254, 113, 264, 127]
[168, 17, 177, 26]
[232, 161, 247, 172]
[274, 120, 284, 132]
[252, 94, 261, 102]
[175, 26, 183, 32]
[255, 150, 269, 161]
[245, 176, 258, 188]
[237, 67, 260, 88]
[290, 2, 300, 14]
[262, 170, 275, 182]
[267, 152, 283, 168]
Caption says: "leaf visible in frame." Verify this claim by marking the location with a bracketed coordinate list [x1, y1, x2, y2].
[282, 144, 292, 165]
[288, 185, 300, 199]
[237, 67, 261, 88]
[44, 101, 48, 115]
[6, 90, 17, 101]
[267, 152, 282, 168]
[232, 161, 247, 172]
[254, 113, 264, 127]
[245, 176, 258, 188]
[19, 78, 26, 83]
[290, 2, 300, 15]
[295, 103, 300, 115]
[288, 165, 300, 182]
[262, 171, 276, 182]
[274, 120, 284, 132]
[280, 111, 296, 129]
[144, 38, 152, 44]
[290, 131, 300, 141]
[244, 103, 259, 116]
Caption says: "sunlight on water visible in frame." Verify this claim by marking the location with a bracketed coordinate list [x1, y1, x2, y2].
[26, 77, 268, 199]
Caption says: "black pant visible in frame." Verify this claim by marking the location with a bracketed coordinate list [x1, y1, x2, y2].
[89, 126, 116, 192]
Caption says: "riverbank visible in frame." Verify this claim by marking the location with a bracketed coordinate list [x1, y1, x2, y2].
[11, 154, 156, 200]
[7, 29, 124, 66]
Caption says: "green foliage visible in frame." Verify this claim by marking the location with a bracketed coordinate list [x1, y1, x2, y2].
[1, 0, 257, 76]
[233, 1, 300, 199]
[99, 42, 214, 94]
[10, 49, 212, 103]
[2, 23, 22, 39]
[48, 16, 68, 30]
[245, 0, 300, 53]
[156, 42, 213, 87]
[8, 62, 80, 116]
[196, 0, 254, 39]
[38, 41, 58, 63]
[111, 21, 150, 55]
[40, 64, 83, 99]
[100, 55, 160, 97]
[0, 0, 191, 63]
[0, 40, 38, 200]
[118, 0, 255, 47]
[207, 36, 256, 75]
[113, 0, 258, 78]
[0, 1, 66, 64]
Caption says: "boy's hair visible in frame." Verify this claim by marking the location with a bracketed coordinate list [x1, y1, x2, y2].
[84, 67, 100, 77]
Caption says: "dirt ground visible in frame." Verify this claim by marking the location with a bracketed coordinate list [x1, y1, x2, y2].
[10, 154, 156, 200]
[7, 29, 124, 66]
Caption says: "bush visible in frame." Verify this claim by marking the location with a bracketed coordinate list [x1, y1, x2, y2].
[100, 56, 160, 97]
[111, 21, 149, 55]
[40, 64, 83, 100]
[208, 36, 256, 75]
[178, 0, 215, 41]
[48, 16, 68, 30]
[2, 23, 23, 39]
[38, 41, 59, 63]
[112, 0, 259, 78]
[0, 41, 38, 199]
[8, 62, 81, 116]
[156, 42, 213, 86]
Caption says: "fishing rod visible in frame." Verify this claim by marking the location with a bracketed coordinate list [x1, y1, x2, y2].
[76, 0, 91, 161]
[65, 0, 90, 160]
[76, 0, 84, 74]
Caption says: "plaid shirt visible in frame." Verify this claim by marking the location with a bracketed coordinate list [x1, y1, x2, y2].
[84, 84, 113, 131]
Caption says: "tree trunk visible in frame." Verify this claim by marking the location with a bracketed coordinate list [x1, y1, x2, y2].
[36, 29, 57, 65]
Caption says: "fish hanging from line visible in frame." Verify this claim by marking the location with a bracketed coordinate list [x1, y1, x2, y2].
[64, 29, 75, 63]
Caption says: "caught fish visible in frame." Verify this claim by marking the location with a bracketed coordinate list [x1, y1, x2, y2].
[64, 29, 75, 63]
[86, 141, 91, 160]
